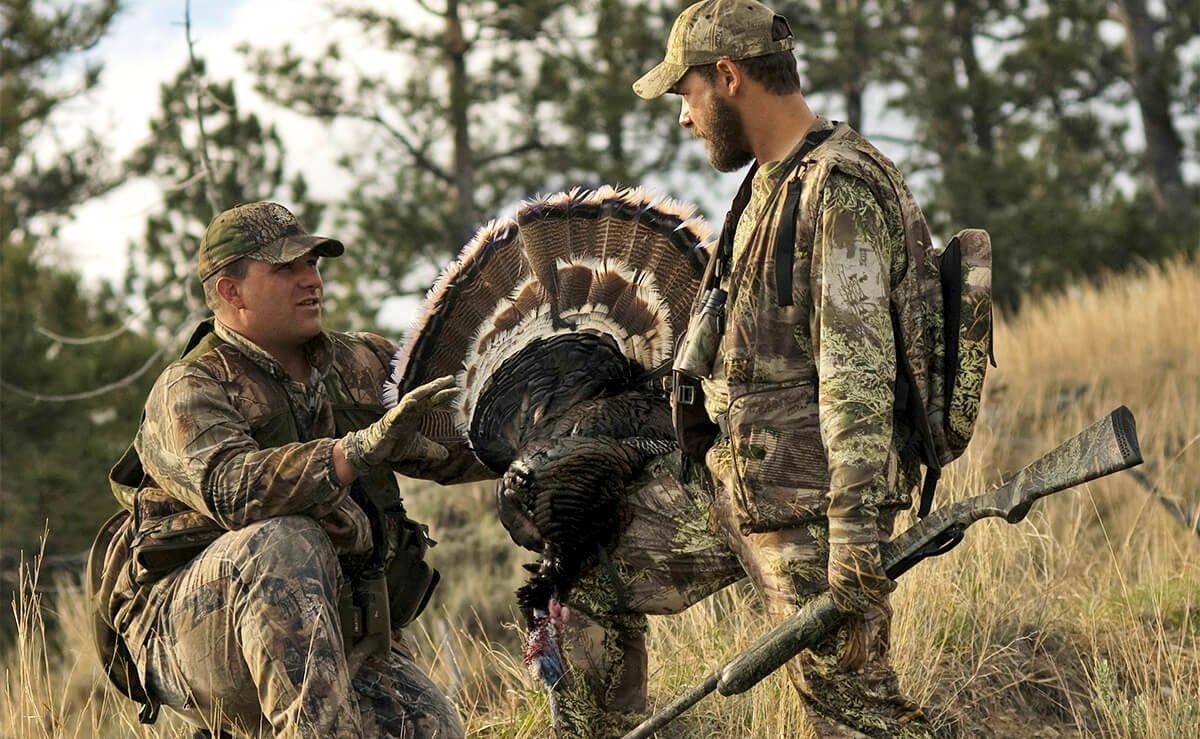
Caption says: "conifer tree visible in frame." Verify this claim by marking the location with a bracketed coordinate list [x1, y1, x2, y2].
[0, 0, 120, 242]
[243, 0, 692, 322]
[123, 60, 321, 332]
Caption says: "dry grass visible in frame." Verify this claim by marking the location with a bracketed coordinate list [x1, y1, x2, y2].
[3, 256, 1198, 737]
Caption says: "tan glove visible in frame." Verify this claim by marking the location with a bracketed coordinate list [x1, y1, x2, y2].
[828, 538, 895, 672]
[341, 375, 457, 476]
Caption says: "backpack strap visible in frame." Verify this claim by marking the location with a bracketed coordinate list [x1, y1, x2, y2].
[715, 163, 760, 282]
[772, 126, 835, 307]
[891, 308, 943, 517]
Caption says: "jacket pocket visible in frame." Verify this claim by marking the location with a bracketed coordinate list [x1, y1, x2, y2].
[727, 381, 830, 534]
[131, 509, 223, 585]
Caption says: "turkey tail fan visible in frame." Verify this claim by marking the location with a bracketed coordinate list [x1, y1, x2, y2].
[385, 186, 713, 476]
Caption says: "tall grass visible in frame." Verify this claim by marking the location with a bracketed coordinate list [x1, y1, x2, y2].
[4, 256, 1198, 737]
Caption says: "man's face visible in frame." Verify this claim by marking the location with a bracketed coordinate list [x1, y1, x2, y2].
[230, 253, 325, 346]
[674, 68, 754, 172]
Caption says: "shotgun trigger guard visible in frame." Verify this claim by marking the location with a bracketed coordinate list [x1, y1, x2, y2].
[888, 524, 965, 579]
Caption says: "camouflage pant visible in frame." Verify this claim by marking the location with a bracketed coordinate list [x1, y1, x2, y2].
[560, 451, 931, 739]
[133, 515, 463, 738]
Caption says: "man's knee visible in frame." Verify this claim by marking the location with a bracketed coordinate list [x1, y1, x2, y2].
[233, 515, 340, 597]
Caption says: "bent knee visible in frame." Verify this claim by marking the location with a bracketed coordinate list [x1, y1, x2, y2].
[233, 515, 340, 590]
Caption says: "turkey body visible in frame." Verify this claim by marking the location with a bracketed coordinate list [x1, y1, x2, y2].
[384, 186, 710, 620]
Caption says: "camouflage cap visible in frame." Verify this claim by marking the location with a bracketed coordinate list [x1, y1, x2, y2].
[633, 0, 794, 100]
[197, 202, 344, 281]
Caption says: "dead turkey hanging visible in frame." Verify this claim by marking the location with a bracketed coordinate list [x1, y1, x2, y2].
[383, 186, 711, 689]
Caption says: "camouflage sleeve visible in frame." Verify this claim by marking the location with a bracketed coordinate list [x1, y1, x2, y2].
[136, 362, 347, 530]
[810, 172, 898, 545]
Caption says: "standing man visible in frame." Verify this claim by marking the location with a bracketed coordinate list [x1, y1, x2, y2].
[631, 1, 934, 736]
[89, 202, 479, 737]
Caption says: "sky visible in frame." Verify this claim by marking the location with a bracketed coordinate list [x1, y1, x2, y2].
[50, 1, 376, 306]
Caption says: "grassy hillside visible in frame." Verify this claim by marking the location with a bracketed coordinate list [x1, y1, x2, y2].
[4, 256, 1198, 738]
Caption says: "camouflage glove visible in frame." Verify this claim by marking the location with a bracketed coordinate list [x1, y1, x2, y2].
[341, 375, 457, 476]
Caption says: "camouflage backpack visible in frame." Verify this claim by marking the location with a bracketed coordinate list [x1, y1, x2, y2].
[891, 226, 995, 516]
[782, 124, 997, 517]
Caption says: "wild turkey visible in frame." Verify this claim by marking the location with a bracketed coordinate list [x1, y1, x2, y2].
[383, 186, 710, 697]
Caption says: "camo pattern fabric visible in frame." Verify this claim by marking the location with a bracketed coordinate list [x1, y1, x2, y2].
[700, 151, 794, 421]
[705, 119, 924, 546]
[556, 451, 744, 736]
[139, 515, 463, 738]
[551, 451, 930, 738]
[99, 320, 463, 736]
[945, 230, 993, 455]
[708, 467, 932, 738]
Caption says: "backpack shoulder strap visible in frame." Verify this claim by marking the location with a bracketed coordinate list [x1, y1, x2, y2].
[773, 125, 836, 306]
[715, 163, 759, 282]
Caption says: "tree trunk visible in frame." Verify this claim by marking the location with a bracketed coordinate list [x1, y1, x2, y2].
[951, 2, 994, 154]
[1114, 0, 1188, 213]
[840, 0, 865, 130]
[445, 0, 479, 243]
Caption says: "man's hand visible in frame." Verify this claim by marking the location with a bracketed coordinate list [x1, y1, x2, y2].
[340, 375, 458, 478]
[827, 538, 894, 671]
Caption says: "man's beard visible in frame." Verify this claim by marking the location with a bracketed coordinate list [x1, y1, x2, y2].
[701, 96, 754, 172]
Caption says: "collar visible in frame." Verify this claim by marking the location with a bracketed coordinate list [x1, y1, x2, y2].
[759, 116, 835, 174]
[213, 319, 335, 384]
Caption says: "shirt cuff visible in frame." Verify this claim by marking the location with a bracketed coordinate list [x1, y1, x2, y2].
[827, 511, 882, 545]
[316, 437, 348, 493]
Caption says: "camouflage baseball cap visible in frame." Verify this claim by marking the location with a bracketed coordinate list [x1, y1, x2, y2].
[633, 0, 794, 100]
[197, 201, 344, 281]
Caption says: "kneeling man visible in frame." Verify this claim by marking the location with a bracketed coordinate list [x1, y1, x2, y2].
[90, 202, 475, 737]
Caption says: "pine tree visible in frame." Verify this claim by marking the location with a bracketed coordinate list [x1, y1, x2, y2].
[1, 242, 158, 576]
[885, 0, 1178, 307]
[243, 0, 693, 325]
[0, 0, 120, 242]
[0, 0, 146, 580]
[123, 59, 321, 333]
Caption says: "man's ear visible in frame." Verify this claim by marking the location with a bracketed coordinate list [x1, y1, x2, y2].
[713, 58, 743, 97]
[215, 276, 245, 310]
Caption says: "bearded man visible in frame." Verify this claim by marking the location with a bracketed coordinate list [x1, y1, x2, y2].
[523, 3, 936, 737]
[626, 1, 935, 736]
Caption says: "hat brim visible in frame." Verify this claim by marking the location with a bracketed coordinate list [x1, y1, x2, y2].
[254, 234, 345, 264]
[633, 60, 690, 100]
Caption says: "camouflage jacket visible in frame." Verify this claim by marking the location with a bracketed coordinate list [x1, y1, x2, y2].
[92, 319, 472, 651]
[698, 119, 926, 540]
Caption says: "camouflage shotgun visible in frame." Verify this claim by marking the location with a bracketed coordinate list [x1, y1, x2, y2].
[624, 406, 1143, 739]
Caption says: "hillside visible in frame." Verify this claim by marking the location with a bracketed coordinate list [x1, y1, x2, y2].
[4, 256, 1198, 738]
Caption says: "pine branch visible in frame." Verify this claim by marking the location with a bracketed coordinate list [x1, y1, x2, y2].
[476, 139, 547, 166]
[866, 132, 920, 147]
[1, 311, 204, 402]
[33, 281, 181, 345]
[1, 344, 168, 402]
[412, 0, 445, 18]
[334, 108, 454, 185]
